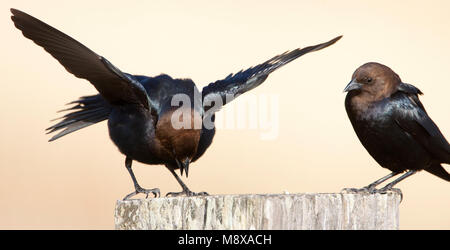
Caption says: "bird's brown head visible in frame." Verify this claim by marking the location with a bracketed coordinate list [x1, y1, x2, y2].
[344, 62, 401, 100]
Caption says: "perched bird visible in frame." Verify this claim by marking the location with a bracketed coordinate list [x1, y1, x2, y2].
[344, 62, 450, 193]
[11, 8, 341, 199]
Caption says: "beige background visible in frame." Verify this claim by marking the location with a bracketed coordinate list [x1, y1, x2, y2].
[1, 0, 449, 229]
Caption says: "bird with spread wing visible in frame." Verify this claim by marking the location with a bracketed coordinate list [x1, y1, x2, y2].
[11, 8, 341, 199]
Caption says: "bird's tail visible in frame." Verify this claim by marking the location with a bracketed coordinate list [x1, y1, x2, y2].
[425, 163, 450, 182]
[46, 94, 112, 141]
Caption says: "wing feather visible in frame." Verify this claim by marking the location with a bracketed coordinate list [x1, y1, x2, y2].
[394, 85, 450, 162]
[11, 8, 151, 110]
[202, 36, 342, 110]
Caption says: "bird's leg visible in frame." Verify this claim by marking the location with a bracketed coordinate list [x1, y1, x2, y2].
[342, 172, 400, 193]
[363, 172, 400, 192]
[123, 157, 160, 200]
[165, 167, 208, 197]
[377, 170, 417, 193]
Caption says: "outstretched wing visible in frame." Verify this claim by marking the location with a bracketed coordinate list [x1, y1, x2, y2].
[201, 36, 342, 111]
[11, 8, 151, 110]
[394, 84, 450, 163]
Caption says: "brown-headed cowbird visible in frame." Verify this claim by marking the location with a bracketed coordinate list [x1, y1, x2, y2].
[11, 8, 341, 199]
[344, 62, 449, 193]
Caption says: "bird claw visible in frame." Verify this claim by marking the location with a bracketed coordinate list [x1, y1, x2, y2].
[374, 187, 403, 202]
[341, 186, 374, 194]
[341, 188, 359, 193]
[123, 187, 160, 200]
[342, 187, 403, 202]
[166, 189, 209, 197]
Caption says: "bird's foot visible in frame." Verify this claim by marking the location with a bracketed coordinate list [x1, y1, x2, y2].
[376, 186, 400, 194]
[373, 186, 403, 201]
[123, 186, 160, 200]
[342, 186, 403, 201]
[341, 184, 376, 194]
[166, 188, 209, 197]
[375, 185, 403, 195]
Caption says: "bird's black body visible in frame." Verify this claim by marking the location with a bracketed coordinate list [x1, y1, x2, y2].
[108, 103, 160, 164]
[11, 8, 341, 198]
[346, 88, 448, 173]
[107, 74, 203, 167]
[344, 62, 449, 192]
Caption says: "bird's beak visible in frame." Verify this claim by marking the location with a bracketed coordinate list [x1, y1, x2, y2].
[343, 79, 362, 92]
[183, 158, 190, 178]
[178, 157, 190, 178]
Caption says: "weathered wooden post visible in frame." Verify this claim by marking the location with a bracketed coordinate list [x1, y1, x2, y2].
[115, 191, 401, 230]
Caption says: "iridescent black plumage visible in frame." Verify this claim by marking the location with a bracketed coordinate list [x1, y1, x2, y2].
[345, 62, 449, 193]
[11, 8, 341, 198]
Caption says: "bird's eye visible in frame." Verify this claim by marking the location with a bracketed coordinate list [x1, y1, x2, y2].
[367, 77, 373, 83]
